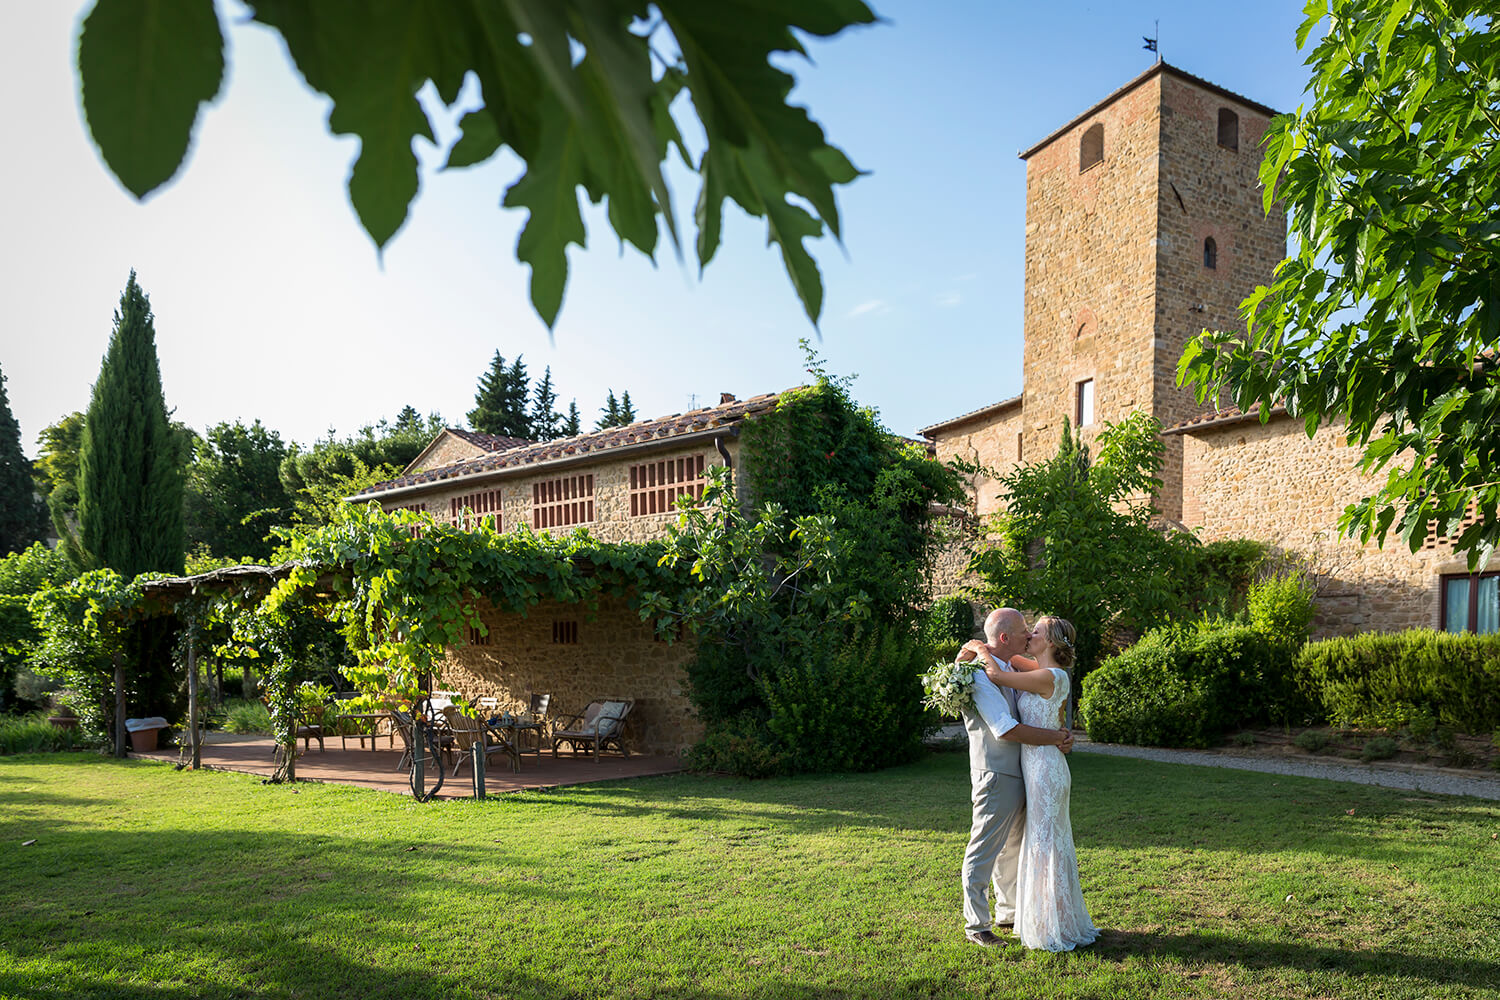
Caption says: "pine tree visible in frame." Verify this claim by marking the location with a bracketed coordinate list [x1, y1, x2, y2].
[618, 391, 638, 424]
[500, 356, 532, 437]
[0, 362, 47, 555]
[596, 390, 621, 430]
[530, 366, 560, 440]
[76, 271, 184, 577]
[393, 405, 422, 432]
[467, 352, 509, 435]
[562, 400, 582, 437]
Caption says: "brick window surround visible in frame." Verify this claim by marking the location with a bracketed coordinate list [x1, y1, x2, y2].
[1079, 122, 1104, 171]
[1217, 108, 1239, 150]
[450, 490, 501, 531]
[1440, 571, 1499, 634]
[630, 454, 707, 516]
[533, 474, 594, 529]
[1076, 379, 1095, 427]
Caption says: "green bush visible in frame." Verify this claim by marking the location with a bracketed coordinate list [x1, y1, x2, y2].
[1360, 736, 1398, 761]
[684, 714, 791, 778]
[1079, 622, 1304, 748]
[1295, 631, 1500, 733]
[0, 713, 85, 755]
[1294, 729, 1331, 753]
[923, 596, 974, 647]
[1246, 573, 1317, 640]
[223, 698, 271, 734]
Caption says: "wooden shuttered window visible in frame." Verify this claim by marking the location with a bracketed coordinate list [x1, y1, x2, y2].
[629, 454, 707, 517]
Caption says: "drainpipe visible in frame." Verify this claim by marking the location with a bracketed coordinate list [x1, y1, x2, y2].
[714, 435, 734, 530]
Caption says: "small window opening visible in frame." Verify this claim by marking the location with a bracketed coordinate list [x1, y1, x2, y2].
[1204, 237, 1217, 270]
[1079, 123, 1104, 172]
[1016, 432, 1023, 462]
[1076, 379, 1095, 427]
[1217, 108, 1239, 150]
[552, 620, 579, 644]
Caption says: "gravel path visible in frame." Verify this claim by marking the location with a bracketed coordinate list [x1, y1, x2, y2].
[929, 726, 1500, 801]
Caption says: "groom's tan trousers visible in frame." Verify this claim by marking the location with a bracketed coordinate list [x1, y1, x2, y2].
[962, 768, 1026, 934]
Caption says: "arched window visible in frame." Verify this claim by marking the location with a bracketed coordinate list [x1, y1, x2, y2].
[1217, 108, 1239, 150]
[1204, 237, 1218, 270]
[1079, 123, 1104, 171]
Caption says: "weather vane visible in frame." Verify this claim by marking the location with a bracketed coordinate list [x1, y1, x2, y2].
[1143, 20, 1160, 63]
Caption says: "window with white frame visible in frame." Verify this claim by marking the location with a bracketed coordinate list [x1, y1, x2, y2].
[1441, 571, 1499, 634]
[1075, 379, 1095, 427]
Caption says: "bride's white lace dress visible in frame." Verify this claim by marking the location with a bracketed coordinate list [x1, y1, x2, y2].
[1014, 667, 1098, 951]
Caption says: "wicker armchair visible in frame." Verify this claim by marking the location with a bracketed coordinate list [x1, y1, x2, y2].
[443, 706, 519, 775]
[551, 700, 633, 759]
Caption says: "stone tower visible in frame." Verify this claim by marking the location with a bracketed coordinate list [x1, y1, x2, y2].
[1016, 62, 1286, 519]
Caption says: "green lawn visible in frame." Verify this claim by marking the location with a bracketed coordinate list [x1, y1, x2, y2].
[1, 752, 1496, 1000]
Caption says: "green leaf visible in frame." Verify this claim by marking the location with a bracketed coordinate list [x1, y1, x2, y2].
[77, 0, 226, 199]
[444, 110, 502, 170]
[1376, 0, 1413, 71]
[504, 99, 589, 327]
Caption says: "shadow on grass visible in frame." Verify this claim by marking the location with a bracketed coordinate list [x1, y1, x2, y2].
[1092, 927, 1500, 992]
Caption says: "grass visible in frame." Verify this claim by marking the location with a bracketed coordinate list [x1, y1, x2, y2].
[0, 752, 1497, 999]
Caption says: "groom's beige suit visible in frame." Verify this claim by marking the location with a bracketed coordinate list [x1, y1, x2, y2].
[960, 653, 1026, 934]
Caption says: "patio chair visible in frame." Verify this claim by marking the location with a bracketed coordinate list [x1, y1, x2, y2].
[391, 710, 445, 774]
[443, 706, 519, 775]
[551, 699, 633, 760]
[510, 693, 551, 755]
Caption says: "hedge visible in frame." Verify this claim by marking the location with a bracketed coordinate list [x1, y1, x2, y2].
[1295, 630, 1500, 733]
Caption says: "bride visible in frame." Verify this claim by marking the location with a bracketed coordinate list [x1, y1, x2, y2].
[962, 616, 1098, 952]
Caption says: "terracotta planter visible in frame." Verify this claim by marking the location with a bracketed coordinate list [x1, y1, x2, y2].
[129, 727, 160, 753]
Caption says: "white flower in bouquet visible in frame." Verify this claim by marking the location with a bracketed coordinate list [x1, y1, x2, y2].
[920, 658, 978, 717]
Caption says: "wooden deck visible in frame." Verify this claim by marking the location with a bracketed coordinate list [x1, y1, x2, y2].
[134, 735, 684, 799]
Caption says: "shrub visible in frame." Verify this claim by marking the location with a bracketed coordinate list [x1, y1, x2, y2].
[1408, 711, 1437, 742]
[923, 595, 974, 647]
[1446, 745, 1478, 768]
[1232, 731, 1256, 747]
[1246, 573, 1317, 641]
[1079, 622, 1304, 748]
[684, 714, 791, 777]
[1294, 729, 1331, 753]
[1295, 631, 1500, 733]
[1361, 736, 1398, 762]
[0, 713, 85, 755]
[223, 698, 271, 734]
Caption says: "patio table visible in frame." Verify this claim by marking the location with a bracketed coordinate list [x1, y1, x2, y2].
[336, 713, 395, 751]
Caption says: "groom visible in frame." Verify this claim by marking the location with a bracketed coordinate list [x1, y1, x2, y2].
[957, 607, 1074, 947]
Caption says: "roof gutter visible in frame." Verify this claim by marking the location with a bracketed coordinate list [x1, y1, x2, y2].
[346, 424, 743, 503]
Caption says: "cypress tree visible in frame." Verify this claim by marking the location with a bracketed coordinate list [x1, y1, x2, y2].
[0, 362, 47, 555]
[76, 271, 185, 577]
[530, 366, 560, 440]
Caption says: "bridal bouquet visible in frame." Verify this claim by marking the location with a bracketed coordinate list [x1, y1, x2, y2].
[920, 658, 978, 717]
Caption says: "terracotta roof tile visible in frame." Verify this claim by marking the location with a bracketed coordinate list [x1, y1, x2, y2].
[1162, 405, 1289, 435]
[357, 390, 794, 498]
[445, 428, 534, 452]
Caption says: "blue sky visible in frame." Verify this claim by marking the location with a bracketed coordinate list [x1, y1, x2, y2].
[0, 2, 1314, 455]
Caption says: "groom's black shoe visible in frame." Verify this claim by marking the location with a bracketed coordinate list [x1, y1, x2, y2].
[965, 930, 1005, 948]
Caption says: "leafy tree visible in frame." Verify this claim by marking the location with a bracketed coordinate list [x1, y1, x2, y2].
[76, 271, 184, 578]
[75, 0, 873, 327]
[969, 413, 1204, 678]
[562, 400, 582, 438]
[468, 352, 531, 437]
[0, 363, 46, 555]
[1178, 1, 1500, 567]
[0, 542, 75, 713]
[33, 412, 84, 534]
[184, 420, 294, 562]
[530, 366, 561, 440]
[280, 411, 444, 529]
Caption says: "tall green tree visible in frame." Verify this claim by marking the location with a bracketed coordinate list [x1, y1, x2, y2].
[0, 363, 46, 555]
[596, 389, 639, 430]
[34, 412, 84, 537]
[530, 366, 560, 440]
[1179, 0, 1500, 567]
[74, 1, 874, 327]
[76, 271, 184, 577]
[280, 411, 444, 528]
[184, 420, 294, 562]
[561, 400, 582, 438]
[468, 352, 531, 437]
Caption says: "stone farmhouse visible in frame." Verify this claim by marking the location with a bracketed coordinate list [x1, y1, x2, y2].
[354, 392, 785, 754]
[920, 61, 1493, 639]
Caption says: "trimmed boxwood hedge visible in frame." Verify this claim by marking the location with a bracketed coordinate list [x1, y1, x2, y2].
[1294, 630, 1500, 733]
[1079, 623, 1306, 748]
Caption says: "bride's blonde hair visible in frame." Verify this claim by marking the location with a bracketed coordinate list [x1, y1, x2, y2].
[1039, 617, 1077, 669]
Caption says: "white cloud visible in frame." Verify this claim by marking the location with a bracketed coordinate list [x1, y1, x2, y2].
[936, 291, 963, 308]
[847, 299, 890, 318]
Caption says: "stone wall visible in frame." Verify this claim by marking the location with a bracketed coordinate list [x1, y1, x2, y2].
[411, 433, 485, 474]
[385, 439, 741, 544]
[437, 595, 701, 756]
[1179, 416, 1489, 637]
[926, 404, 1024, 518]
[1153, 74, 1286, 518]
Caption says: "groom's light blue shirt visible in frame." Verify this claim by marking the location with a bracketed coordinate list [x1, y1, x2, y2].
[970, 657, 1019, 743]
